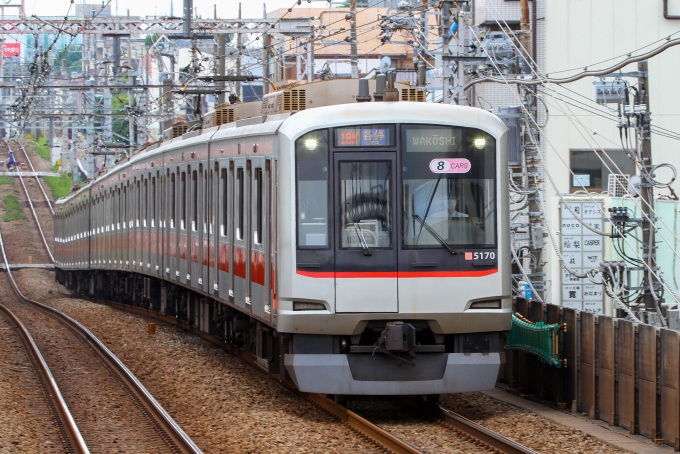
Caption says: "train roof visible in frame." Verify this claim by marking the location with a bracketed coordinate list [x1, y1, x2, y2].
[55, 102, 507, 207]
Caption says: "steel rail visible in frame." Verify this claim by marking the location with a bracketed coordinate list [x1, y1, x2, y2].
[9, 139, 54, 215]
[5, 141, 56, 262]
[0, 228, 202, 454]
[308, 393, 423, 454]
[0, 293, 89, 454]
[436, 405, 538, 454]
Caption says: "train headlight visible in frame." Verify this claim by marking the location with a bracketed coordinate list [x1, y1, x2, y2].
[340, 338, 348, 350]
[469, 300, 501, 309]
[305, 138, 319, 150]
[473, 137, 486, 149]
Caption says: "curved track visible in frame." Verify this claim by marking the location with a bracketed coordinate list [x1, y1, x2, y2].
[7, 139, 54, 214]
[6, 137, 535, 454]
[5, 140, 55, 262]
[0, 194, 201, 452]
[0, 286, 88, 453]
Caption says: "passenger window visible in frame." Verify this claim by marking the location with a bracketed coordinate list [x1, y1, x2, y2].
[204, 170, 208, 234]
[170, 173, 176, 229]
[151, 177, 156, 228]
[295, 129, 329, 248]
[181, 172, 186, 230]
[254, 168, 263, 245]
[221, 168, 228, 237]
[236, 167, 244, 240]
[192, 171, 198, 231]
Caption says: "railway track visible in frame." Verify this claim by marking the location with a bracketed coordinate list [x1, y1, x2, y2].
[5, 139, 536, 453]
[86, 296, 538, 454]
[0, 219, 201, 451]
[0, 287, 87, 453]
[5, 140, 55, 263]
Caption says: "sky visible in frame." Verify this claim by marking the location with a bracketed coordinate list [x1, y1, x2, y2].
[24, 0, 312, 19]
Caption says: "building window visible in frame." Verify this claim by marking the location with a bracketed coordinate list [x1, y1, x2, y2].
[570, 149, 636, 193]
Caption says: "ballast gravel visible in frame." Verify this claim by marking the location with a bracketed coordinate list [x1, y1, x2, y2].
[14, 268, 382, 454]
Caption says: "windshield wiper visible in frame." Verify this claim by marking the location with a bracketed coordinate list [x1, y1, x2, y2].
[412, 214, 457, 255]
[346, 203, 372, 256]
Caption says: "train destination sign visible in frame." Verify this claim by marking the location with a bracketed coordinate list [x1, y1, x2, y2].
[335, 125, 394, 147]
[406, 127, 462, 152]
[429, 158, 471, 174]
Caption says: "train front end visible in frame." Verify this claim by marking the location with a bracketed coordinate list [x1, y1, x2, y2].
[277, 102, 511, 395]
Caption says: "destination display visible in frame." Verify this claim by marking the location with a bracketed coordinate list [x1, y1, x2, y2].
[406, 127, 462, 152]
[335, 125, 395, 147]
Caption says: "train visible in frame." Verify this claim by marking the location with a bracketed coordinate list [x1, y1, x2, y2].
[54, 81, 511, 397]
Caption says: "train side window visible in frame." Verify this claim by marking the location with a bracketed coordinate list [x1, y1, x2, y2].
[204, 170, 209, 234]
[192, 170, 198, 231]
[254, 168, 263, 245]
[151, 177, 156, 228]
[143, 179, 148, 227]
[236, 167, 244, 240]
[122, 186, 127, 229]
[181, 171, 187, 230]
[295, 129, 329, 248]
[170, 173, 176, 229]
[220, 169, 228, 237]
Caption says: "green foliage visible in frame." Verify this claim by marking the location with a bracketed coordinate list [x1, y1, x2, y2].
[112, 91, 130, 140]
[54, 45, 83, 75]
[0, 176, 12, 185]
[2, 194, 26, 222]
[44, 174, 73, 199]
[28, 137, 50, 160]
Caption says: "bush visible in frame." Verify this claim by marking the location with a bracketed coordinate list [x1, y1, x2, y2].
[44, 174, 73, 199]
[28, 137, 50, 161]
[2, 194, 26, 222]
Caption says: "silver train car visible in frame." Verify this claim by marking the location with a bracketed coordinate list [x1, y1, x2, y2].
[54, 101, 511, 396]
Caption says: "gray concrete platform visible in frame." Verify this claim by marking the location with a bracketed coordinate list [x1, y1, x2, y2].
[0, 264, 55, 270]
[483, 388, 672, 453]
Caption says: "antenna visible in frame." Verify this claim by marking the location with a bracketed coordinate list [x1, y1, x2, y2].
[379, 56, 391, 74]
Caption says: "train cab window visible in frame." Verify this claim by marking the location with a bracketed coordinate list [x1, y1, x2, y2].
[254, 168, 263, 245]
[181, 171, 187, 230]
[170, 173, 176, 229]
[220, 168, 228, 237]
[339, 161, 392, 249]
[192, 170, 198, 231]
[401, 125, 497, 248]
[236, 167, 244, 240]
[295, 129, 329, 248]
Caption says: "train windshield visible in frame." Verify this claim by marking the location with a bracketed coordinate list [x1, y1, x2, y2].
[401, 125, 496, 248]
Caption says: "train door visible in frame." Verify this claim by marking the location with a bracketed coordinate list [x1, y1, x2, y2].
[179, 165, 189, 284]
[268, 158, 277, 322]
[190, 165, 200, 288]
[123, 184, 129, 268]
[142, 177, 148, 272]
[211, 161, 220, 298]
[233, 157, 249, 310]
[333, 153, 398, 313]
[249, 157, 269, 319]
[168, 169, 180, 282]
[150, 174, 158, 276]
[213, 159, 234, 301]
[202, 165, 210, 293]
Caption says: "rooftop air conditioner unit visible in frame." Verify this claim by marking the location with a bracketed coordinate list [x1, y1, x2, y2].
[608, 174, 629, 197]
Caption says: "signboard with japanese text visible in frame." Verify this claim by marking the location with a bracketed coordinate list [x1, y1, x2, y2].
[560, 200, 605, 313]
[2, 43, 20, 58]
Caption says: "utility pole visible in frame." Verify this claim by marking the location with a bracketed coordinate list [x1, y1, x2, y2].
[349, 0, 358, 79]
[263, 2, 271, 94]
[235, 3, 242, 100]
[519, 0, 532, 70]
[441, 1, 453, 104]
[456, 2, 468, 105]
[637, 60, 659, 313]
[517, 0, 543, 301]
